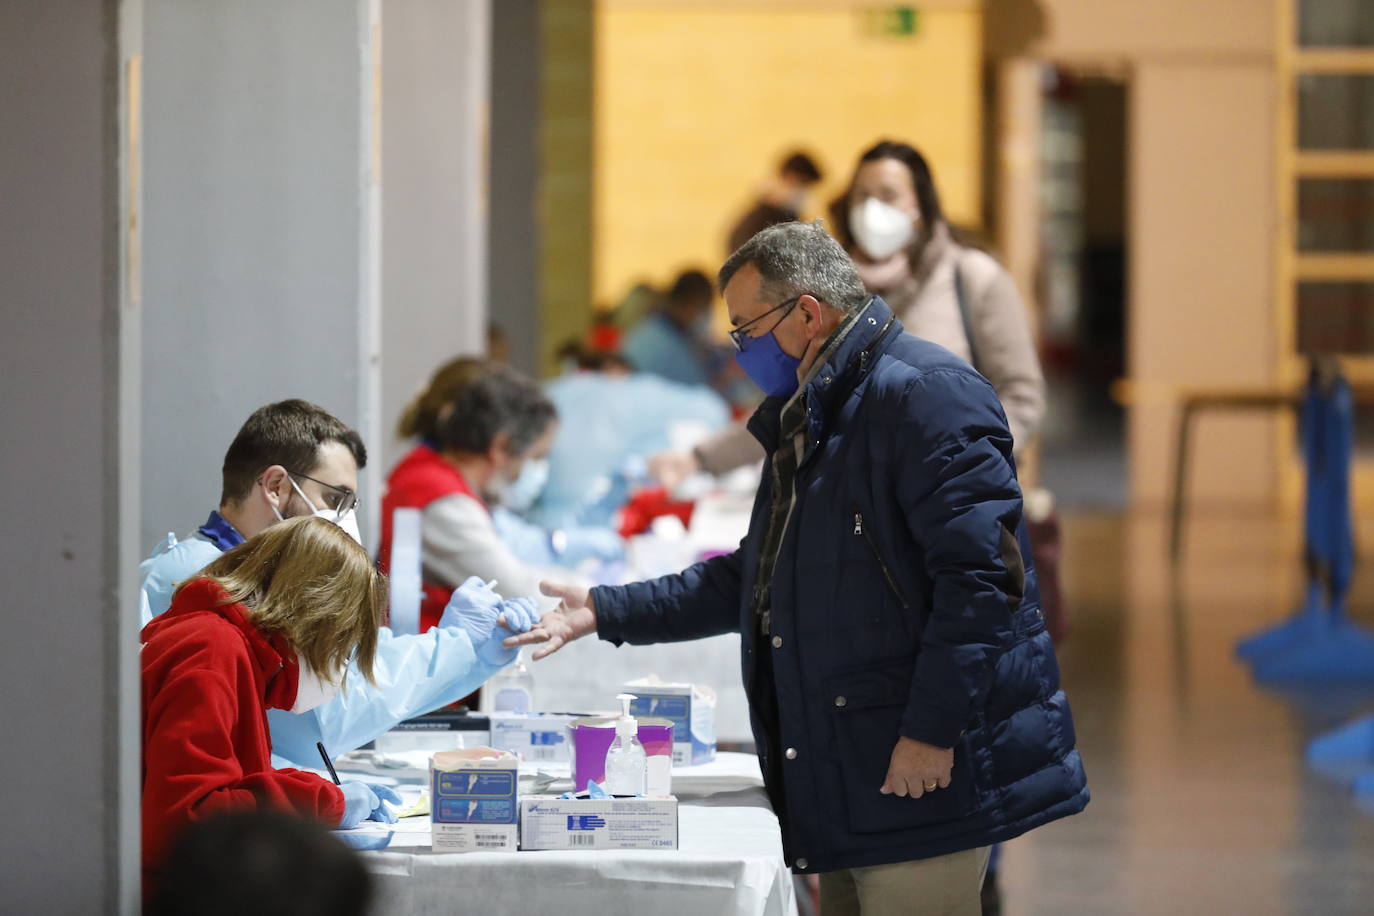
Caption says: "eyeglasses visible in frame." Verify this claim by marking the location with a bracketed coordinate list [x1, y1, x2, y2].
[289, 471, 358, 518]
[728, 296, 804, 351]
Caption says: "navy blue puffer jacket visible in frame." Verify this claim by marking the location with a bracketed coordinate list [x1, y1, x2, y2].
[592, 296, 1088, 873]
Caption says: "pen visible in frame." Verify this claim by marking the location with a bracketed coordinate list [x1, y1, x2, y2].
[317, 741, 342, 785]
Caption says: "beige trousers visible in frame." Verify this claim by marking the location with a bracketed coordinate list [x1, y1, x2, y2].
[818, 846, 991, 916]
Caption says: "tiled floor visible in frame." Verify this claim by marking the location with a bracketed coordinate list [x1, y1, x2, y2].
[999, 512, 1374, 915]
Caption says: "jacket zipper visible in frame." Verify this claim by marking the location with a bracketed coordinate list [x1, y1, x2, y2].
[852, 509, 910, 609]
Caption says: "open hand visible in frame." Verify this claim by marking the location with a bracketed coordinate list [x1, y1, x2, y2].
[880, 737, 954, 799]
[501, 581, 598, 660]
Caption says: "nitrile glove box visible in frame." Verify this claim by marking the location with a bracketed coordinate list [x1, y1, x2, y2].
[625, 681, 716, 766]
[430, 750, 519, 852]
[518, 796, 678, 851]
[376, 710, 491, 753]
[488, 713, 578, 763]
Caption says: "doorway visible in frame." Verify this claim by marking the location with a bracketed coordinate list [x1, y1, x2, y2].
[1036, 67, 1129, 511]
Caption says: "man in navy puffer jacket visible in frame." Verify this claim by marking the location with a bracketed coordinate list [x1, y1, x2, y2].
[513, 221, 1088, 914]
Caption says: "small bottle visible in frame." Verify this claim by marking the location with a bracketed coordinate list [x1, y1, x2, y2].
[482, 650, 534, 714]
[603, 693, 647, 797]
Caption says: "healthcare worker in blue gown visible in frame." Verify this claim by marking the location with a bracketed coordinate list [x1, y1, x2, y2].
[140, 399, 538, 769]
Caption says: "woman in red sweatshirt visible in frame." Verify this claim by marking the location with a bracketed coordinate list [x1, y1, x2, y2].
[141, 516, 395, 892]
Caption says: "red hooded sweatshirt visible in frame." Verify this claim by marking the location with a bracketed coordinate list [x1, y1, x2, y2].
[140, 578, 345, 887]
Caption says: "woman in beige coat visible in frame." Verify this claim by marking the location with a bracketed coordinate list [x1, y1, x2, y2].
[657, 139, 1045, 481]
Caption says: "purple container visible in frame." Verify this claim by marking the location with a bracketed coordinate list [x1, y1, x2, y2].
[569, 716, 674, 792]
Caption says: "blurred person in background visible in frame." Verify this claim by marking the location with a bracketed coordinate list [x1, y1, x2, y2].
[727, 149, 825, 253]
[831, 139, 1044, 450]
[622, 268, 724, 389]
[152, 809, 373, 916]
[380, 363, 580, 626]
[392, 356, 626, 581]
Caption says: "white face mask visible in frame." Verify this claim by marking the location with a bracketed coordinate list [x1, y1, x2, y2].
[271, 477, 364, 547]
[331, 508, 364, 546]
[849, 197, 917, 261]
[291, 652, 343, 714]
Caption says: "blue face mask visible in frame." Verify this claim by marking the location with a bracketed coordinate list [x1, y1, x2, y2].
[502, 458, 550, 513]
[732, 297, 803, 398]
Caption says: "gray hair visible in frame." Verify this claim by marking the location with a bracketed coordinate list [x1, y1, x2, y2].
[718, 220, 870, 315]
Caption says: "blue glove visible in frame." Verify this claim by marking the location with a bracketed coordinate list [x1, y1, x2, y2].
[339, 781, 402, 829]
[476, 596, 539, 667]
[438, 577, 504, 645]
[497, 596, 540, 634]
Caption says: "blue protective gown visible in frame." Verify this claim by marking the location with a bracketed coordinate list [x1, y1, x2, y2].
[139, 511, 507, 769]
[534, 373, 731, 529]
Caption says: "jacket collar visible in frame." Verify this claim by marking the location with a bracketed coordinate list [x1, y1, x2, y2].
[197, 510, 245, 552]
[142, 577, 301, 709]
[747, 296, 901, 451]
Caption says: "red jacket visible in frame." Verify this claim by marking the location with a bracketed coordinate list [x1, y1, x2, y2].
[378, 443, 484, 630]
[140, 578, 344, 885]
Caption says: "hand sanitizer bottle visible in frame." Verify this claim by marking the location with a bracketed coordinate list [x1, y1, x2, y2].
[481, 649, 534, 713]
[603, 693, 647, 797]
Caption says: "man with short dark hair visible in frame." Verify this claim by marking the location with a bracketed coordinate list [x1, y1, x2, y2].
[143, 401, 368, 621]
[140, 399, 529, 769]
[517, 222, 1088, 914]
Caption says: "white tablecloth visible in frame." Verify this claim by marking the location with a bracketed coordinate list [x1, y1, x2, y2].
[340, 753, 795, 916]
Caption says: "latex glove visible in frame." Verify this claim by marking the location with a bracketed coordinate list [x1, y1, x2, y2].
[475, 597, 539, 666]
[497, 596, 540, 635]
[339, 781, 403, 829]
[438, 576, 504, 645]
[557, 527, 626, 565]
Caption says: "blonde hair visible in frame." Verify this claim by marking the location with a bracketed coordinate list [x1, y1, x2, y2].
[395, 356, 491, 441]
[184, 516, 386, 686]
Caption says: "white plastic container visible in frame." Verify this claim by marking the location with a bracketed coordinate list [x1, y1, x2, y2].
[603, 693, 647, 797]
[482, 650, 534, 713]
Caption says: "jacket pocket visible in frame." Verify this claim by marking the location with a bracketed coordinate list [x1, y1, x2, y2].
[827, 663, 978, 835]
[851, 507, 910, 610]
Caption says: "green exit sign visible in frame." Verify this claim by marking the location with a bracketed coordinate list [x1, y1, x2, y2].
[861, 6, 921, 38]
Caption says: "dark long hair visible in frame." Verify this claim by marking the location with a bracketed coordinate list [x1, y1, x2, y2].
[829, 139, 945, 260]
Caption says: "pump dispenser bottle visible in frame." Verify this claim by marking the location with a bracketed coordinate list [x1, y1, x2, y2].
[603, 693, 648, 796]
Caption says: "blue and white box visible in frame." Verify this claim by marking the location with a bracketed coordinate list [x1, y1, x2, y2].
[518, 796, 678, 851]
[624, 679, 716, 766]
[430, 749, 519, 852]
[488, 712, 578, 763]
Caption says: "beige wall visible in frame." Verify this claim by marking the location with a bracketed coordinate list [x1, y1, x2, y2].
[989, 0, 1279, 509]
[594, 2, 984, 307]
[1129, 62, 1278, 506]
[988, 0, 1273, 61]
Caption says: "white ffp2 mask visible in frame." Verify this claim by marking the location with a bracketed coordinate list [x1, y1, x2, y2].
[291, 652, 343, 714]
[849, 197, 916, 261]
